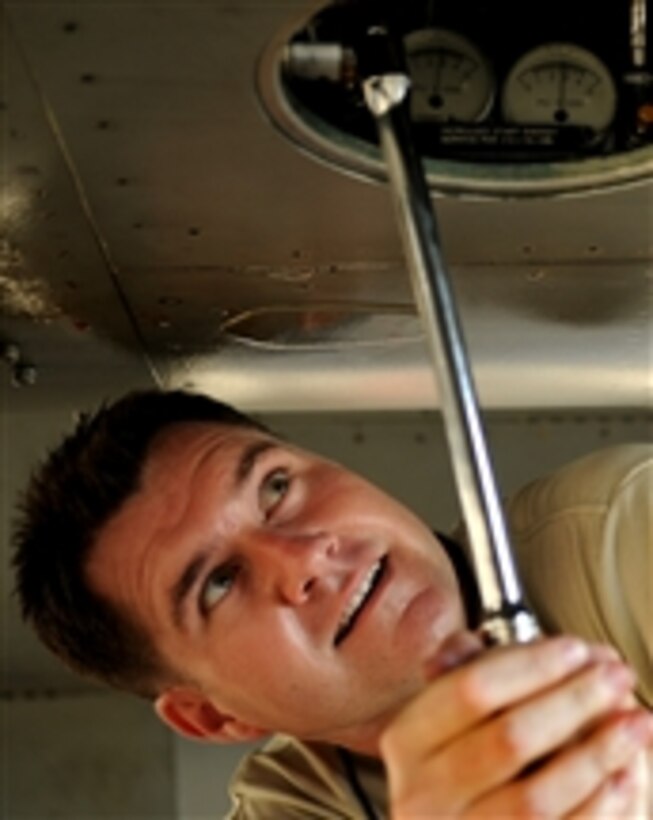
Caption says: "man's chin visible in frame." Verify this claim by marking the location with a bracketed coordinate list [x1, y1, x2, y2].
[391, 584, 464, 658]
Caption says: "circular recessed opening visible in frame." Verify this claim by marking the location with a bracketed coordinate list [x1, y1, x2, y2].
[257, 0, 653, 198]
[220, 304, 420, 350]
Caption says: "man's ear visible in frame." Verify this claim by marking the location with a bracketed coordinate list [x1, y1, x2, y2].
[154, 686, 269, 744]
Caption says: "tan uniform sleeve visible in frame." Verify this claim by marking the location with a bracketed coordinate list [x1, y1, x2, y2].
[507, 444, 652, 707]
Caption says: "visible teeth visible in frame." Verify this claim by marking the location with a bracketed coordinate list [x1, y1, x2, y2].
[338, 560, 382, 633]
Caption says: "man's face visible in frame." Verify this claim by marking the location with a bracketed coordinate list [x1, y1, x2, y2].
[87, 422, 466, 750]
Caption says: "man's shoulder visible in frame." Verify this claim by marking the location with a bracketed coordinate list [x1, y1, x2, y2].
[227, 735, 372, 819]
[507, 442, 652, 532]
[504, 443, 652, 707]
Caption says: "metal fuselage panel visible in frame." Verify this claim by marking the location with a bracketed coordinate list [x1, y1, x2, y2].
[1, 1, 651, 410]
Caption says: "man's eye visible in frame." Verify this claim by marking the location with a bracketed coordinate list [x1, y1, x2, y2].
[200, 564, 239, 612]
[259, 468, 290, 517]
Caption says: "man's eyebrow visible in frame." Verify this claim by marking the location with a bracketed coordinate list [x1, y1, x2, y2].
[234, 439, 279, 487]
[170, 549, 211, 629]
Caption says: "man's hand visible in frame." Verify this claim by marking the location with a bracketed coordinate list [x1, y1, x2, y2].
[380, 635, 653, 818]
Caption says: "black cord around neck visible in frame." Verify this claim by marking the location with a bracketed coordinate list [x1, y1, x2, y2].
[337, 747, 379, 820]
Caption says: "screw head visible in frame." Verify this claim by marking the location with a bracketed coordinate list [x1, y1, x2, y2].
[12, 363, 37, 387]
[1, 342, 21, 364]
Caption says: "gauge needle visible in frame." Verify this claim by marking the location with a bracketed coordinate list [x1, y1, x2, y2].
[433, 52, 443, 96]
[557, 64, 568, 119]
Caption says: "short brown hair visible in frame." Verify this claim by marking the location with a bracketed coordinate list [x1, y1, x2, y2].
[12, 390, 267, 698]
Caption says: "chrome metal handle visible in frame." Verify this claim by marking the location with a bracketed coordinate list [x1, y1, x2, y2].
[362, 67, 540, 646]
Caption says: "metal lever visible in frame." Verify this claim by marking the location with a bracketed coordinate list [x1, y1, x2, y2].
[359, 32, 540, 645]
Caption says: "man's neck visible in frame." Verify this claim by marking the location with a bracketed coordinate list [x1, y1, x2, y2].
[307, 701, 409, 759]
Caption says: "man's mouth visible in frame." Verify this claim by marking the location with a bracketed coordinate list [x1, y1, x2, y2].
[334, 555, 387, 646]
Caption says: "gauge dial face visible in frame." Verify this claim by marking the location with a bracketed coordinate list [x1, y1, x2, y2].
[404, 28, 495, 123]
[502, 43, 617, 131]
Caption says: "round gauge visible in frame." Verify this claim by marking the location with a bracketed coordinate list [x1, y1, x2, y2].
[502, 43, 617, 131]
[403, 28, 495, 123]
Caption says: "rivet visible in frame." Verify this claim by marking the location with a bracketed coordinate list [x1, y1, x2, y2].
[62, 21, 79, 33]
[188, 227, 201, 237]
[1, 342, 21, 365]
[80, 73, 97, 84]
[12, 363, 37, 387]
[526, 269, 546, 282]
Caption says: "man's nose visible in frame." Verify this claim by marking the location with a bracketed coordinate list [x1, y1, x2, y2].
[248, 530, 338, 605]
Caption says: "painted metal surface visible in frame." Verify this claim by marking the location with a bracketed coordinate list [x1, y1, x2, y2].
[0, 1, 651, 410]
